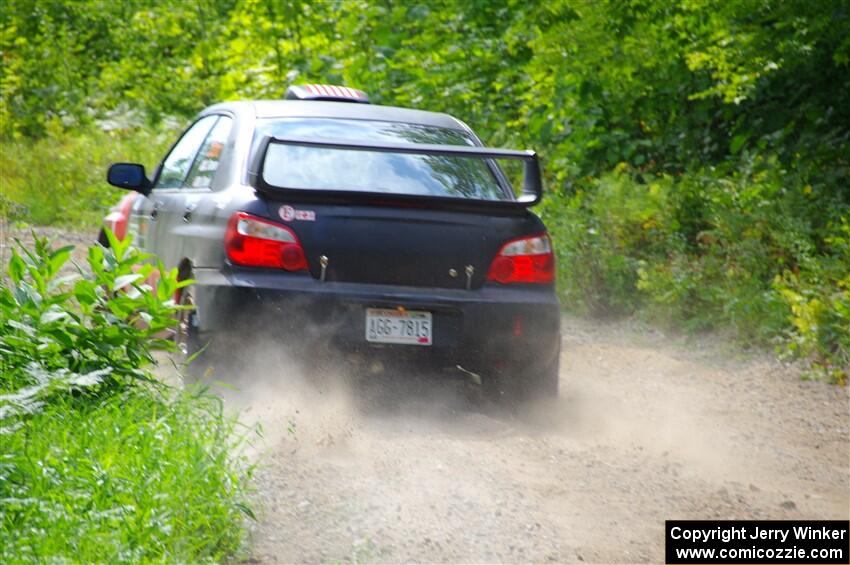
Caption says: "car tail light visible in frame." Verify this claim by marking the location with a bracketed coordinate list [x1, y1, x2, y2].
[224, 212, 307, 271]
[486, 233, 555, 284]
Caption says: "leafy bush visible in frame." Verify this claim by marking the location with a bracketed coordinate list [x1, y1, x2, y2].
[0, 233, 254, 562]
[543, 161, 848, 382]
[1, 231, 187, 393]
[541, 165, 681, 316]
[774, 221, 850, 384]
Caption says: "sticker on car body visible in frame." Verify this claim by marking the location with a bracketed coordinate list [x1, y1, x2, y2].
[279, 204, 316, 222]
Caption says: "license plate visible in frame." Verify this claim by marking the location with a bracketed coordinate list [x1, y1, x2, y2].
[365, 308, 432, 346]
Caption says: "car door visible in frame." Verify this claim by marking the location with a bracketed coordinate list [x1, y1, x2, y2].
[147, 115, 219, 269]
[174, 115, 234, 266]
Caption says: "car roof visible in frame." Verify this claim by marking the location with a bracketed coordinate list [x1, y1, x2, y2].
[202, 100, 469, 132]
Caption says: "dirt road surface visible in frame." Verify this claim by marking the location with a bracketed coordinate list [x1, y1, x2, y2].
[222, 316, 849, 564]
[6, 227, 846, 563]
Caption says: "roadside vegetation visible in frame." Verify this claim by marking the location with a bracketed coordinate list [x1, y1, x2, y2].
[1, 0, 847, 382]
[1, 121, 172, 227]
[0, 233, 254, 562]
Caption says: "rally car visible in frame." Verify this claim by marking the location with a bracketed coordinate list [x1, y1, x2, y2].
[103, 84, 560, 401]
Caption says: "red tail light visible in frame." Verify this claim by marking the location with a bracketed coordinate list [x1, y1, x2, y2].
[487, 233, 555, 284]
[224, 212, 308, 271]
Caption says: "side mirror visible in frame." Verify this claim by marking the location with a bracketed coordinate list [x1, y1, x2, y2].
[107, 163, 151, 195]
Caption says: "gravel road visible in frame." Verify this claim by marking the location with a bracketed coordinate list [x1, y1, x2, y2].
[6, 226, 847, 564]
[225, 316, 849, 564]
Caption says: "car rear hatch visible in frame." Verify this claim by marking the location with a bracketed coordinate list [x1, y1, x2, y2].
[246, 119, 545, 290]
[260, 201, 543, 290]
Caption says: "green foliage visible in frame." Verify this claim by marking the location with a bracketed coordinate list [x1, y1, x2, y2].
[543, 160, 848, 381]
[541, 166, 675, 316]
[0, 121, 175, 227]
[634, 162, 790, 335]
[1, 231, 189, 392]
[0, 389, 252, 563]
[1, 0, 847, 378]
[0, 234, 253, 562]
[0, 0, 234, 137]
[773, 220, 850, 384]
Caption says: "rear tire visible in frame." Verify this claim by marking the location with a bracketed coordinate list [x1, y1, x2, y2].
[174, 280, 207, 384]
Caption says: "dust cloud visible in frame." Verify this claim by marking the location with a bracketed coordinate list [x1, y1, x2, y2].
[188, 317, 848, 564]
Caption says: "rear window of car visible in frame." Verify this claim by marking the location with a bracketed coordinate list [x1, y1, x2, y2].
[252, 118, 511, 201]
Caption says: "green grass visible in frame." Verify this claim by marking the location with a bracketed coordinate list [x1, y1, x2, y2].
[0, 387, 254, 563]
[0, 120, 176, 228]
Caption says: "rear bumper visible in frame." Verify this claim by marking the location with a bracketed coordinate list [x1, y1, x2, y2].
[193, 267, 560, 370]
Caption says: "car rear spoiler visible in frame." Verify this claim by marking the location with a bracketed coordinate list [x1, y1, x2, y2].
[248, 136, 543, 209]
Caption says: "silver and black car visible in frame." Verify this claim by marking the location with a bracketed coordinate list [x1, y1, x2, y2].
[103, 84, 560, 402]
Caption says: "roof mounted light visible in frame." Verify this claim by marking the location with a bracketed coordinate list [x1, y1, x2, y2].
[284, 84, 370, 104]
